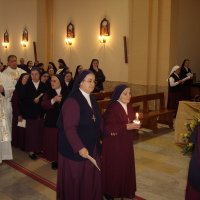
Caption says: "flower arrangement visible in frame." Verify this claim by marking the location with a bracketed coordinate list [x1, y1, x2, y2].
[181, 115, 200, 155]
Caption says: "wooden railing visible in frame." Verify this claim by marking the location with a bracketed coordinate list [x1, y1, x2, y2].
[130, 92, 175, 132]
[97, 92, 175, 132]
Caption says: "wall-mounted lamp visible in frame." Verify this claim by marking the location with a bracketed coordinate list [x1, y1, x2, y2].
[65, 22, 75, 46]
[21, 27, 28, 47]
[2, 30, 9, 48]
[65, 37, 73, 46]
[99, 18, 110, 44]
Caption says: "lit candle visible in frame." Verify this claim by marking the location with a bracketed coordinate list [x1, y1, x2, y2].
[136, 112, 139, 121]
[133, 112, 140, 124]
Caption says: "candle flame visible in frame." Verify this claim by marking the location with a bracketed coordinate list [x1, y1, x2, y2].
[136, 112, 139, 120]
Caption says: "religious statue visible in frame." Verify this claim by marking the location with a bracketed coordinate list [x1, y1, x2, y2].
[100, 18, 110, 36]
[22, 27, 28, 41]
[4, 30, 9, 43]
[67, 22, 75, 38]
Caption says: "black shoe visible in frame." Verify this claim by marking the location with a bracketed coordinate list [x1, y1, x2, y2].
[104, 194, 114, 200]
[51, 161, 58, 170]
[29, 153, 38, 160]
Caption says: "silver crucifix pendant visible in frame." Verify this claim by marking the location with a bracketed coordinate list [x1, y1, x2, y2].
[92, 114, 96, 122]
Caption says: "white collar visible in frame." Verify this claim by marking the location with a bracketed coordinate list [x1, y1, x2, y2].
[184, 66, 189, 71]
[32, 80, 40, 89]
[80, 88, 90, 97]
[79, 88, 92, 107]
[117, 100, 128, 114]
[56, 87, 61, 95]
[174, 72, 180, 78]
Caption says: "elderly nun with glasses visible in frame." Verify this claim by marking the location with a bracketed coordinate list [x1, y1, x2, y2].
[57, 70, 102, 200]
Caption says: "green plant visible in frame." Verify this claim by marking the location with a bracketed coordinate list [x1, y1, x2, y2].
[181, 115, 200, 155]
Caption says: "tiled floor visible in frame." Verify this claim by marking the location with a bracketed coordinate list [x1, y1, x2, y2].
[0, 126, 190, 200]
[0, 163, 56, 200]
[135, 127, 190, 200]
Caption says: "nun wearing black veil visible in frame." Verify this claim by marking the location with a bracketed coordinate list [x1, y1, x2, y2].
[101, 84, 140, 200]
[41, 74, 69, 169]
[56, 70, 102, 200]
[185, 125, 200, 200]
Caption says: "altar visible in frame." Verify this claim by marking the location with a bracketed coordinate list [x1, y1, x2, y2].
[174, 101, 200, 143]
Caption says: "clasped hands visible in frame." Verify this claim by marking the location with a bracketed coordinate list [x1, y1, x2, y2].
[53, 95, 62, 103]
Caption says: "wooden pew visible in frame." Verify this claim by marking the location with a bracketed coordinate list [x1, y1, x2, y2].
[97, 99, 141, 115]
[97, 99, 110, 114]
[97, 92, 175, 132]
[130, 92, 175, 132]
[92, 91, 112, 101]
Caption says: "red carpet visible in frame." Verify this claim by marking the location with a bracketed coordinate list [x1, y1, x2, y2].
[5, 159, 145, 200]
[5, 160, 56, 191]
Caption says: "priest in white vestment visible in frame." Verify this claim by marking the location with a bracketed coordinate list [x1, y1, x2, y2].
[2, 55, 26, 141]
[0, 73, 13, 163]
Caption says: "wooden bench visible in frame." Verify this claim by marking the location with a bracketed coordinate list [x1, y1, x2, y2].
[97, 99, 141, 115]
[97, 92, 175, 132]
[92, 91, 112, 101]
[97, 99, 110, 114]
[130, 92, 175, 132]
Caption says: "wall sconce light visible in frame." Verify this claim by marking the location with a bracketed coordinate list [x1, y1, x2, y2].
[99, 18, 110, 44]
[21, 27, 28, 47]
[2, 30, 9, 48]
[65, 22, 75, 46]
[65, 37, 73, 46]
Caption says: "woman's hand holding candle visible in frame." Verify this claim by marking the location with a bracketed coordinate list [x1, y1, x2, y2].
[126, 113, 141, 130]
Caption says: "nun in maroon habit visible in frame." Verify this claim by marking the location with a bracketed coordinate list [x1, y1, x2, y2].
[41, 74, 69, 169]
[185, 125, 200, 200]
[56, 70, 102, 200]
[101, 84, 140, 200]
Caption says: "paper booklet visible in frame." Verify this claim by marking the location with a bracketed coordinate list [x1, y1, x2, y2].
[17, 119, 26, 128]
[182, 76, 190, 82]
[186, 72, 193, 77]
[86, 155, 101, 171]
[37, 93, 44, 99]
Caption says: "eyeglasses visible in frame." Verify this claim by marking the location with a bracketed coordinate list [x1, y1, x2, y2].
[83, 79, 97, 84]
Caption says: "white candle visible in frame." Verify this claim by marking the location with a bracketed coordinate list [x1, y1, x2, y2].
[136, 112, 139, 121]
[133, 112, 140, 124]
